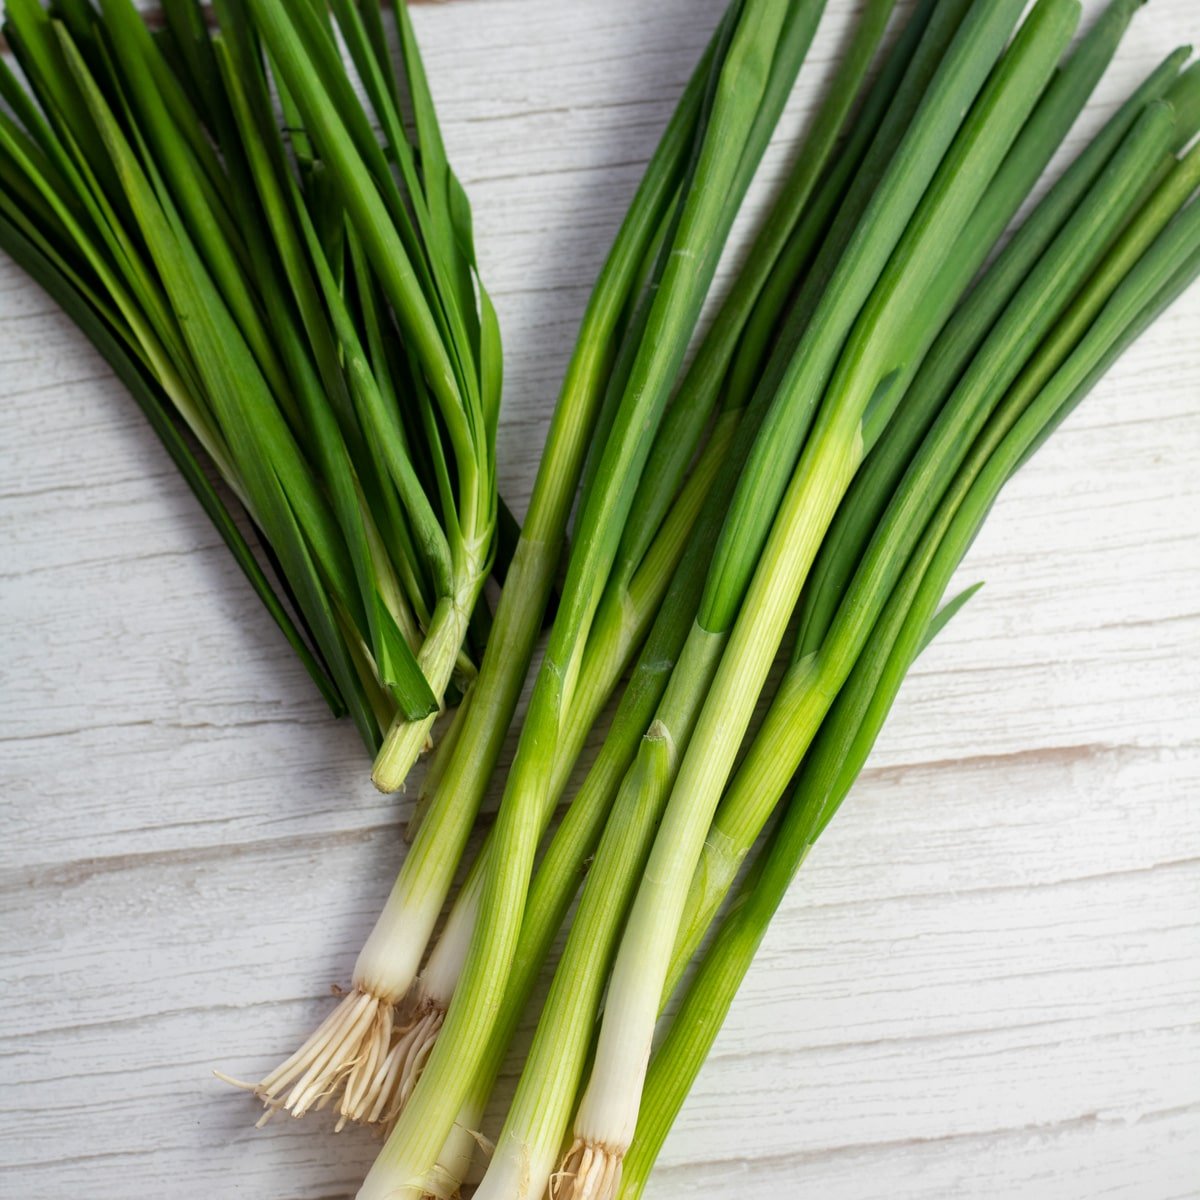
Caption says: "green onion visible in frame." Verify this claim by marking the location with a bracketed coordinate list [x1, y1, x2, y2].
[535, 11, 1172, 1182]
[0, 201, 341, 709]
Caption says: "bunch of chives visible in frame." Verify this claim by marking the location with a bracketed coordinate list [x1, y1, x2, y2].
[0, 0, 499, 769]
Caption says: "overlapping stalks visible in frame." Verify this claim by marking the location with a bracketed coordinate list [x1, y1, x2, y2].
[335, 3, 1195, 1199]
[546, 6, 1200, 1195]
[226, 2, 1193, 1197]
[0, 0, 499, 769]
[7, 2, 1194, 1198]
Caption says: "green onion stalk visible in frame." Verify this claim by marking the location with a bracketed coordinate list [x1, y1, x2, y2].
[619, 181, 1200, 1198]
[378, 0, 906, 1146]
[553, 1, 1087, 1193]
[354, 3, 835, 1196]
[235, 2, 742, 1129]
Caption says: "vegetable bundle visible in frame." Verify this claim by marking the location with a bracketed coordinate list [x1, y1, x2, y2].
[3, 1, 1197, 1199]
[0, 0, 500, 776]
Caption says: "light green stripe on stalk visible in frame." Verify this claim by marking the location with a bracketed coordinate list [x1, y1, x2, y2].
[621, 202, 1200, 1198]
[570, 1, 748, 526]
[723, 0, 947, 412]
[96, 0, 231, 204]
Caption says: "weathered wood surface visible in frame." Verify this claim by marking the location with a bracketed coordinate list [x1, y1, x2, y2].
[1, 1, 1198, 1197]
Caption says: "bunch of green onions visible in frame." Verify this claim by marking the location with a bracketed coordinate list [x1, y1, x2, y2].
[0, 0, 500, 776]
[5, 1, 1197, 1197]
[237, 0, 857, 1134]
[338, 2, 1194, 1198]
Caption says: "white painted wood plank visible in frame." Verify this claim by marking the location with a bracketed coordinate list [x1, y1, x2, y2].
[1, 1, 1198, 1198]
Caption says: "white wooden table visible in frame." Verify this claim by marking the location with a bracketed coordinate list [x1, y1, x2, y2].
[2, 2, 1198, 1197]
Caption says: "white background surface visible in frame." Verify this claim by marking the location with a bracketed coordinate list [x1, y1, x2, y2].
[2, 1, 1198, 1197]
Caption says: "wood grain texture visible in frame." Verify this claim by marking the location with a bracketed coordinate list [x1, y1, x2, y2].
[1, 1, 1198, 1198]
